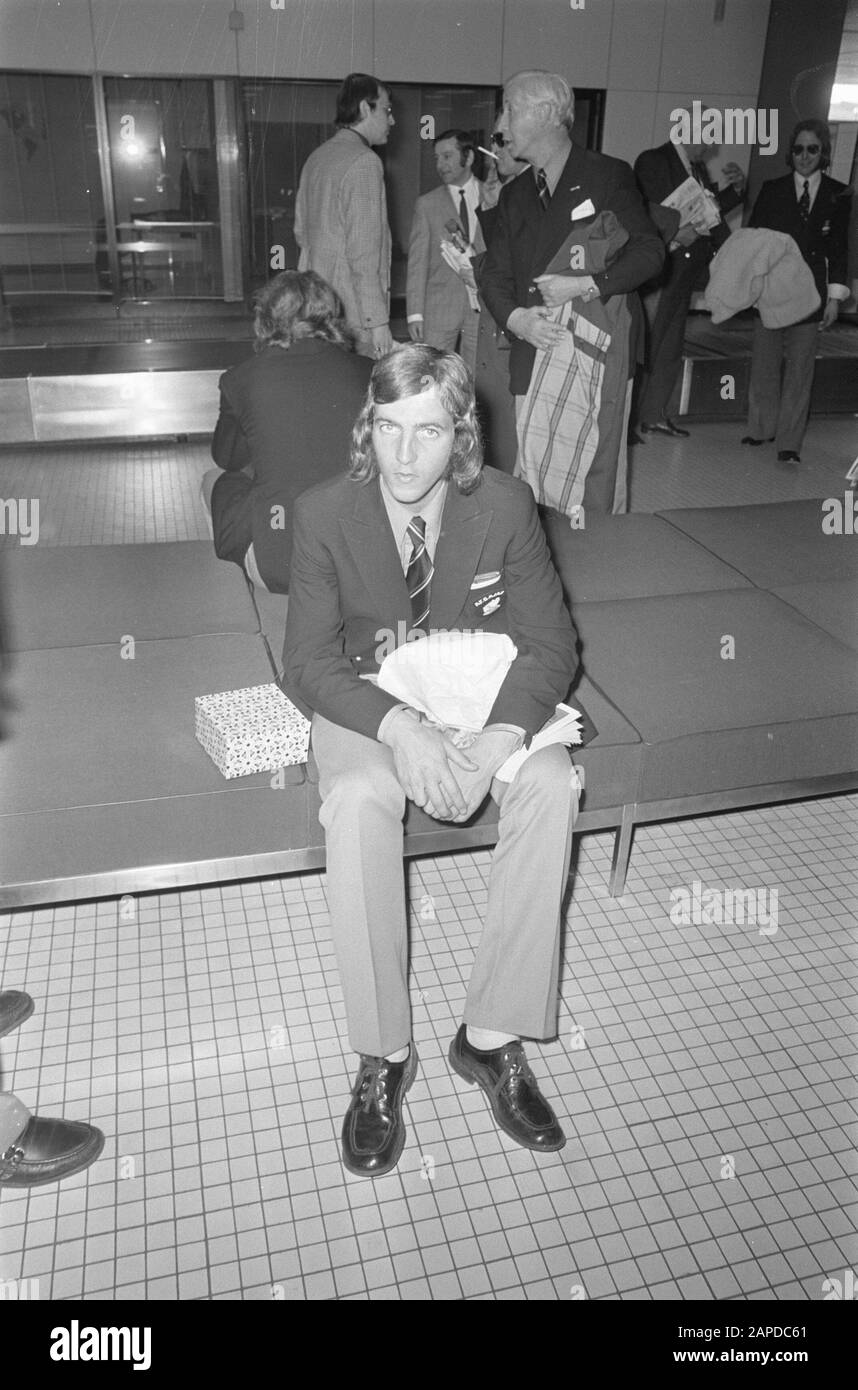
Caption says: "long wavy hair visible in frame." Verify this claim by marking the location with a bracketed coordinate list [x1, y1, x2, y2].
[348, 345, 483, 493]
[252, 270, 353, 352]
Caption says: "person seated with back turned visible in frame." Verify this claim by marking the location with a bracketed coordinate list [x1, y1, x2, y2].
[202, 270, 371, 594]
[283, 343, 580, 1178]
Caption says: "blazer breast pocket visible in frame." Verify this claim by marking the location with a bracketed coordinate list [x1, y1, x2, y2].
[469, 575, 506, 620]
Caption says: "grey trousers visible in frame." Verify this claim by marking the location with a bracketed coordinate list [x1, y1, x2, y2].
[425, 307, 480, 375]
[313, 713, 578, 1057]
[747, 318, 819, 454]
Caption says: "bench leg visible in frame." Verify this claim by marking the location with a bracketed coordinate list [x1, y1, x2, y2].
[608, 805, 636, 897]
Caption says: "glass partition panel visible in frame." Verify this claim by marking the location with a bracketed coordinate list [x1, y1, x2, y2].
[103, 77, 222, 299]
[0, 72, 105, 296]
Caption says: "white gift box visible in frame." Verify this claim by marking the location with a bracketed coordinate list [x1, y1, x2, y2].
[195, 683, 310, 779]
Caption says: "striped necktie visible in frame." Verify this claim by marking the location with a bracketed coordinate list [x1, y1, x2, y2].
[535, 167, 551, 210]
[458, 188, 470, 245]
[798, 180, 810, 221]
[406, 515, 433, 631]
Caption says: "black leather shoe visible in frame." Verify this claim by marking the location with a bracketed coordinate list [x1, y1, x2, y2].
[777, 450, 800, 463]
[0, 991, 34, 1039]
[342, 1045, 418, 1177]
[448, 1026, 566, 1152]
[641, 417, 690, 438]
[741, 435, 774, 446]
[0, 1113, 105, 1187]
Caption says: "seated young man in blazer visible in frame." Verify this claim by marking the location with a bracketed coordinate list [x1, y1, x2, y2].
[283, 344, 581, 1177]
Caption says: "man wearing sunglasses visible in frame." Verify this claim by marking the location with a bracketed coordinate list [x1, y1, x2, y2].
[742, 119, 852, 464]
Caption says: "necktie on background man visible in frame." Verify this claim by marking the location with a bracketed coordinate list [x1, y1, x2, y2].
[691, 159, 708, 187]
[458, 189, 470, 246]
[798, 179, 810, 221]
[535, 168, 551, 211]
[406, 515, 433, 630]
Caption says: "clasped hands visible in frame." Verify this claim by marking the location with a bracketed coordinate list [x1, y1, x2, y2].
[381, 708, 519, 823]
[508, 274, 597, 350]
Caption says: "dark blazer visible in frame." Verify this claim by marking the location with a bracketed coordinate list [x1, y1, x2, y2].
[211, 339, 371, 591]
[480, 146, 664, 395]
[634, 142, 743, 254]
[282, 468, 579, 742]
[749, 172, 852, 324]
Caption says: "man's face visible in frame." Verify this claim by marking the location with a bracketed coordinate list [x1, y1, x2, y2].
[435, 138, 471, 186]
[364, 86, 394, 146]
[492, 128, 525, 180]
[791, 129, 822, 178]
[497, 84, 544, 163]
[372, 385, 455, 508]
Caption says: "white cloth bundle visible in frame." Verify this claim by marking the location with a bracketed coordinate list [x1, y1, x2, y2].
[376, 630, 517, 732]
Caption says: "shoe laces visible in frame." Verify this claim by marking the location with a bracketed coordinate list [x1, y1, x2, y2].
[501, 1046, 536, 1088]
[355, 1057, 393, 1115]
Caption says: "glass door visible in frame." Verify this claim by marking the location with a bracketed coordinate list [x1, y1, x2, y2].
[103, 77, 223, 299]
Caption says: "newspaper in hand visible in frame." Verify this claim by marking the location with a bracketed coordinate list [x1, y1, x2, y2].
[662, 176, 721, 234]
[440, 239, 481, 311]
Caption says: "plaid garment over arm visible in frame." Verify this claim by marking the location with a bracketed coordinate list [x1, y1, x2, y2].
[516, 305, 612, 516]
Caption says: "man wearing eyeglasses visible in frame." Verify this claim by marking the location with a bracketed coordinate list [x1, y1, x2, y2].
[741, 119, 852, 465]
[295, 73, 396, 359]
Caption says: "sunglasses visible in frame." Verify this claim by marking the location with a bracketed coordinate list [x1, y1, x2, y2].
[490, 133, 507, 148]
[792, 143, 820, 155]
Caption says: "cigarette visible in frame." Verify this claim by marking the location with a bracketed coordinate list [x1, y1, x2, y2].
[478, 146, 499, 160]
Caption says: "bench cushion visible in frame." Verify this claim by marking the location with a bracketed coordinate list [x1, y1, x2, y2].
[574, 589, 858, 802]
[0, 634, 312, 902]
[543, 510, 751, 603]
[772, 579, 858, 654]
[2, 542, 259, 650]
[659, 500, 858, 587]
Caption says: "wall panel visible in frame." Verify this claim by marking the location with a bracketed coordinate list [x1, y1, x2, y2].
[602, 89, 659, 164]
[501, 0, 612, 87]
[0, 0, 95, 73]
[659, 0, 771, 95]
[239, 0, 374, 80]
[374, 0, 502, 85]
[607, 0, 665, 93]
[91, 0, 238, 76]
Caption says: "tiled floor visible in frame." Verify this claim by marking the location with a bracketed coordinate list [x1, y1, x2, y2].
[0, 419, 855, 1301]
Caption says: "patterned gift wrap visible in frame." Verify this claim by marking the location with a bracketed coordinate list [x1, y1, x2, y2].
[195, 683, 310, 778]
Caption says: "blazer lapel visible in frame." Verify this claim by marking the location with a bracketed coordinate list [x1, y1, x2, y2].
[340, 479, 411, 622]
[429, 484, 493, 631]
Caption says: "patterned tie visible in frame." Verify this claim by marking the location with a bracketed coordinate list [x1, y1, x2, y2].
[798, 179, 810, 221]
[406, 515, 433, 631]
[535, 167, 551, 210]
[458, 188, 470, 246]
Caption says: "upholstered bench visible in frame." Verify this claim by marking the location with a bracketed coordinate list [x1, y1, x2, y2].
[1, 501, 855, 908]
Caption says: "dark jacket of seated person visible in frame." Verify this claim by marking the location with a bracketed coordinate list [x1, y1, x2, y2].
[210, 270, 372, 593]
